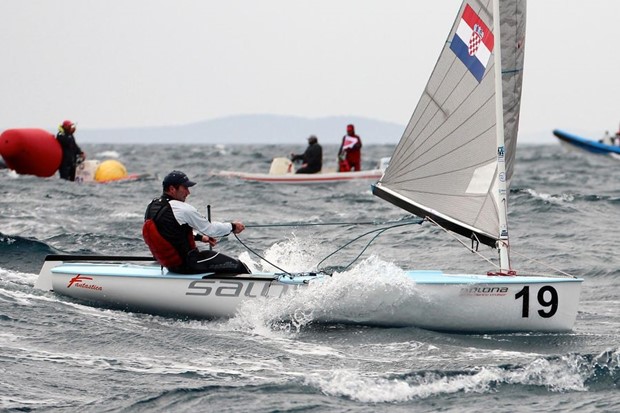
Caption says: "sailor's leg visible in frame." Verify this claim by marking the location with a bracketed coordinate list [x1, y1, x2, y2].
[186, 249, 250, 274]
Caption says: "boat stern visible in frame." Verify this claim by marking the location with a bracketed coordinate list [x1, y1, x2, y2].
[401, 271, 584, 333]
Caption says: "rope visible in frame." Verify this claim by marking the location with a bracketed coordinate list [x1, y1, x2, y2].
[424, 216, 576, 277]
[424, 216, 499, 269]
[315, 222, 420, 272]
[234, 213, 574, 279]
[244, 218, 422, 228]
[232, 218, 423, 275]
[232, 233, 293, 275]
[508, 248, 576, 278]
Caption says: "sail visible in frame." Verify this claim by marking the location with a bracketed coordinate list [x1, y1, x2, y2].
[373, 0, 526, 248]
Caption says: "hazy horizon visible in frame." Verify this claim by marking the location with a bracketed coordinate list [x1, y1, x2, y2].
[2, 1, 618, 146]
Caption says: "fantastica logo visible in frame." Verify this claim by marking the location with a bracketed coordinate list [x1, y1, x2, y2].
[67, 274, 102, 291]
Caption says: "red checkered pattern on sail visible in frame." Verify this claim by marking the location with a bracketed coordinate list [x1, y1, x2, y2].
[468, 32, 481, 56]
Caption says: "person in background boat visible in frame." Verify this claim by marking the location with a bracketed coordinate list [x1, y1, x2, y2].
[290, 135, 322, 174]
[338, 124, 362, 172]
[599, 130, 620, 146]
[143, 170, 250, 274]
[56, 120, 85, 181]
[599, 130, 613, 145]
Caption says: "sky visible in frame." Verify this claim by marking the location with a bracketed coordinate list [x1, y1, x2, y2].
[2, 0, 619, 144]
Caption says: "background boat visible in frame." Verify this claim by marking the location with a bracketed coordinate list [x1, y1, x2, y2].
[75, 159, 148, 183]
[553, 129, 620, 159]
[218, 156, 388, 184]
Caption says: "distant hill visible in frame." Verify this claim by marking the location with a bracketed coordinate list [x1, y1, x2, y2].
[76, 114, 406, 145]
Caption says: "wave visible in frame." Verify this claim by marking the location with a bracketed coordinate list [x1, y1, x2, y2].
[0, 232, 60, 274]
[514, 187, 619, 204]
[305, 349, 620, 403]
[93, 150, 120, 159]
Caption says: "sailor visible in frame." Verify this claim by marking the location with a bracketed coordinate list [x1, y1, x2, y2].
[337, 124, 362, 172]
[290, 135, 323, 174]
[143, 170, 250, 274]
[56, 120, 85, 181]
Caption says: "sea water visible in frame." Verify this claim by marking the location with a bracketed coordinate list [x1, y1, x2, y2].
[1, 143, 618, 412]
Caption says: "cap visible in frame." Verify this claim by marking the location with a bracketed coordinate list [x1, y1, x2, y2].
[347, 124, 355, 131]
[62, 120, 74, 129]
[307, 135, 318, 144]
[162, 170, 196, 188]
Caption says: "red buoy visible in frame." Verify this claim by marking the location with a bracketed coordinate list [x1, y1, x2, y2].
[0, 128, 62, 177]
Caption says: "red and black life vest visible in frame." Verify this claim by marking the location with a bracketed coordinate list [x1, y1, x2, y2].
[142, 196, 196, 268]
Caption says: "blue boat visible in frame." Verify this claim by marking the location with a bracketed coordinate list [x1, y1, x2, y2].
[553, 129, 620, 158]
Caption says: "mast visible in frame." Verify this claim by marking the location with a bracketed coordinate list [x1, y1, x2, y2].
[492, 0, 510, 271]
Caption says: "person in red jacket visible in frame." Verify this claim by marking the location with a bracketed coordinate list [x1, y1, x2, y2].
[338, 124, 362, 172]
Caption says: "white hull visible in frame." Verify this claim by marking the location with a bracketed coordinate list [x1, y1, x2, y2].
[36, 256, 583, 333]
[217, 156, 388, 184]
[340, 272, 582, 332]
[36, 257, 314, 319]
[217, 169, 383, 184]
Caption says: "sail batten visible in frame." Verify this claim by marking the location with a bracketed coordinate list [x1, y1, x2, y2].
[374, 0, 526, 249]
[386, 156, 496, 188]
[391, 106, 497, 179]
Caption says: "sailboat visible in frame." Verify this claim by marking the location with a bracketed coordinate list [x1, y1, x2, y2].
[35, 0, 583, 333]
[372, 0, 583, 330]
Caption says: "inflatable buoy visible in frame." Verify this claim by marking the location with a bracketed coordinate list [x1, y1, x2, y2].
[94, 159, 128, 182]
[0, 129, 62, 177]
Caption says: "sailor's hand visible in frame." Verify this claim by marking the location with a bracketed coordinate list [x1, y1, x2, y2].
[200, 235, 217, 246]
[231, 221, 245, 234]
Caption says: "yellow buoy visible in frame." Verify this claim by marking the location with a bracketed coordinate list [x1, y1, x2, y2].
[94, 159, 128, 182]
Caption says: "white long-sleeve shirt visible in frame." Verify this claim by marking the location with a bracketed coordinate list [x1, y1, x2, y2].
[169, 200, 233, 237]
